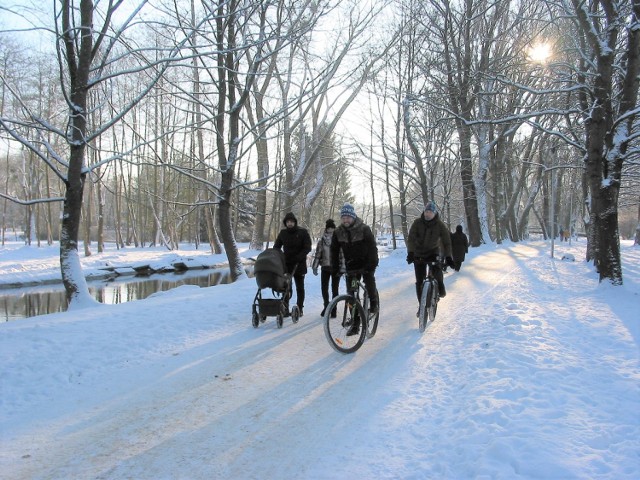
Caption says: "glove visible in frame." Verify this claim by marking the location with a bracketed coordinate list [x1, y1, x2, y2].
[312, 267, 318, 276]
[406, 252, 414, 264]
[446, 256, 455, 269]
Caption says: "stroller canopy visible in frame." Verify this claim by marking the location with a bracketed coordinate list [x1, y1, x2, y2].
[254, 248, 287, 291]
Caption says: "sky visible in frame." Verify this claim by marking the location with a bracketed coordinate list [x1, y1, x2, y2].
[0, 238, 639, 479]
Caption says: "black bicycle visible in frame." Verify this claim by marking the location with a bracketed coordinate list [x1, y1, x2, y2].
[323, 270, 379, 354]
[418, 258, 441, 332]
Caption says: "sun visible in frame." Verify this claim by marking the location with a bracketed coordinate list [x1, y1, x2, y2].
[527, 42, 552, 64]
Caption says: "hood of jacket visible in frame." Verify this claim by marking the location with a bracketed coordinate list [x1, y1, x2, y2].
[282, 212, 298, 227]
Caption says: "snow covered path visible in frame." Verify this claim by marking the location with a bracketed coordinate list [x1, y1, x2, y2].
[1, 242, 639, 479]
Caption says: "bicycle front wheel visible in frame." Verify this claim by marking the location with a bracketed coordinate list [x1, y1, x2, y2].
[366, 290, 379, 339]
[418, 281, 429, 332]
[427, 279, 439, 323]
[324, 295, 366, 354]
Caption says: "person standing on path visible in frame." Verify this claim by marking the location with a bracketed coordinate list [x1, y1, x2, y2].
[450, 224, 469, 272]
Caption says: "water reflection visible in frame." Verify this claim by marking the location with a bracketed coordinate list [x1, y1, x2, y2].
[0, 267, 253, 321]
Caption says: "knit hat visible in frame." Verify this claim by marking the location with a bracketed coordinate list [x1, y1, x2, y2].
[325, 219, 336, 229]
[456, 225, 463, 233]
[340, 204, 356, 219]
[283, 212, 297, 226]
[424, 201, 437, 214]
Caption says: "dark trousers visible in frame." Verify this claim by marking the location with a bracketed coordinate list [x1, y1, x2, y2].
[320, 269, 340, 306]
[292, 273, 305, 309]
[413, 259, 444, 301]
[346, 271, 378, 308]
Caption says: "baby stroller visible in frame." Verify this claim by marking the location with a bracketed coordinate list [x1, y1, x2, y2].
[251, 248, 300, 328]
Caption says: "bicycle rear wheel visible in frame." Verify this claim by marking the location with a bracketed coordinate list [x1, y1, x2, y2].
[418, 281, 429, 332]
[324, 294, 366, 354]
[427, 279, 439, 322]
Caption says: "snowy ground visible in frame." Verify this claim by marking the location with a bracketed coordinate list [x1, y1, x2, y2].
[1, 239, 639, 479]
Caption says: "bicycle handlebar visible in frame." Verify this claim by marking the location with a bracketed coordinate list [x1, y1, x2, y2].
[415, 256, 442, 266]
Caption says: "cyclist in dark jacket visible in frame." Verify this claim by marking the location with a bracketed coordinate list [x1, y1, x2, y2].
[331, 204, 379, 315]
[407, 201, 454, 309]
[273, 212, 312, 316]
[450, 224, 469, 272]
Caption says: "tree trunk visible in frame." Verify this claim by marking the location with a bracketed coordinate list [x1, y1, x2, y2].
[83, 177, 92, 257]
[59, 0, 98, 306]
[635, 198, 640, 246]
[458, 127, 483, 246]
[569, 0, 640, 284]
[96, 173, 104, 253]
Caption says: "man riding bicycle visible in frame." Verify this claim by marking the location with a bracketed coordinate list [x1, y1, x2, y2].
[407, 201, 454, 316]
[331, 204, 379, 330]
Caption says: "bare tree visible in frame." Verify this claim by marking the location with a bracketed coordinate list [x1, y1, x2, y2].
[564, 0, 640, 284]
[0, 1, 201, 304]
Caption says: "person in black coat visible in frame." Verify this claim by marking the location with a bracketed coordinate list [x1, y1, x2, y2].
[407, 201, 454, 303]
[330, 204, 379, 321]
[273, 212, 312, 316]
[450, 224, 469, 272]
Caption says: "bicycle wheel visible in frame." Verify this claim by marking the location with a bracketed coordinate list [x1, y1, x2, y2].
[365, 290, 379, 339]
[324, 294, 366, 354]
[427, 279, 439, 322]
[418, 281, 429, 332]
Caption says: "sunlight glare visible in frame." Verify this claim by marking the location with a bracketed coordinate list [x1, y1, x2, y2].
[527, 42, 552, 64]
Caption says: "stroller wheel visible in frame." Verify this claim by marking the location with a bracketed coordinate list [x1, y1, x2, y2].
[276, 313, 284, 329]
[290, 305, 300, 324]
[260, 315, 267, 323]
[252, 311, 260, 328]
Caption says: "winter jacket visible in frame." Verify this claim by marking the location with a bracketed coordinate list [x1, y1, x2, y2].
[273, 212, 312, 275]
[313, 232, 345, 272]
[407, 212, 452, 260]
[450, 226, 469, 263]
[330, 217, 378, 273]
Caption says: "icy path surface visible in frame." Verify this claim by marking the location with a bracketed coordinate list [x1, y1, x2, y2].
[1, 242, 638, 479]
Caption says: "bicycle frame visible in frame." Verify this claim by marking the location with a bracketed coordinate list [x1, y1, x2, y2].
[345, 271, 369, 315]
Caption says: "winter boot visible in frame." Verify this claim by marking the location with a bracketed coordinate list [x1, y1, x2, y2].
[346, 322, 360, 336]
[369, 300, 378, 314]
